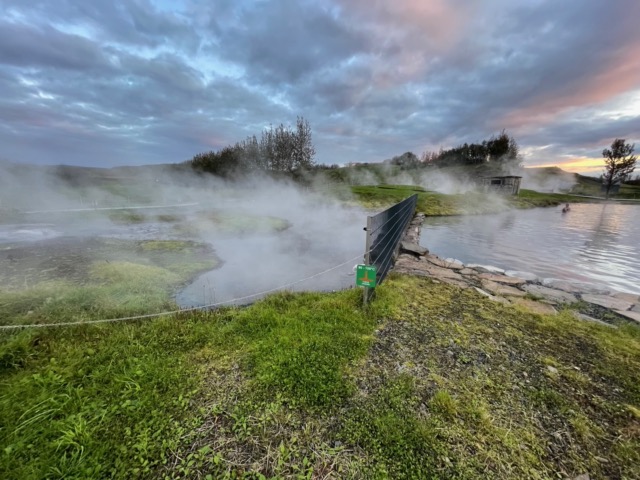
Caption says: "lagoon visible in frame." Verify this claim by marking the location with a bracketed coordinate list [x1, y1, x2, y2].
[420, 203, 640, 295]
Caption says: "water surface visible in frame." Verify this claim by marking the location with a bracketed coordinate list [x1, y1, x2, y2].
[420, 203, 640, 294]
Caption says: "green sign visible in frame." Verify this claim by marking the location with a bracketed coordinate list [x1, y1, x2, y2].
[356, 265, 377, 287]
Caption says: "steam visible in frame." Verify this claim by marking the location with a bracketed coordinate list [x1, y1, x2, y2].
[520, 167, 577, 193]
[413, 170, 478, 195]
[0, 161, 368, 307]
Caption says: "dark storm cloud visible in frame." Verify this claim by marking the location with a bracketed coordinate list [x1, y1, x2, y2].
[3, 0, 196, 49]
[0, 0, 639, 169]
[0, 19, 113, 71]
[520, 114, 640, 157]
[210, 0, 368, 86]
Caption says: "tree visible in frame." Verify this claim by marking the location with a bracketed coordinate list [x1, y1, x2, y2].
[602, 139, 637, 198]
[292, 116, 316, 171]
[257, 117, 315, 173]
[389, 152, 419, 168]
[485, 130, 520, 166]
[190, 116, 316, 177]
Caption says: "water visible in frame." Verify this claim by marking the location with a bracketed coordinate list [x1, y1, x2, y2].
[175, 231, 359, 308]
[175, 205, 368, 308]
[0, 224, 62, 243]
[1, 205, 367, 309]
[420, 203, 640, 294]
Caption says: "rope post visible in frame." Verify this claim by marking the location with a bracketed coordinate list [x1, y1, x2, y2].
[363, 215, 373, 305]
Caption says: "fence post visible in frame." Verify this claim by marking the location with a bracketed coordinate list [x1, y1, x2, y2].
[363, 215, 373, 305]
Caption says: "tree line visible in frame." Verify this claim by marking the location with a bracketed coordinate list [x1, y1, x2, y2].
[380, 131, 522, 169]
[189, 117, 315, 177]
[421, 131, 521, 168]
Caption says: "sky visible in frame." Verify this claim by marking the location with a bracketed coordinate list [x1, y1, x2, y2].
[1, 0, 639, 175]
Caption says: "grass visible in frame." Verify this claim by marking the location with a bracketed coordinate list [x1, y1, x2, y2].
[1, 275, 638, 479]
[172, 211, 290, 237]
[0, 239, 218, 326]
[349, 185, 598, 215]
[108, 211, 147, 224]
[570, 175, 640, 200]
[342, 277, 640, 479]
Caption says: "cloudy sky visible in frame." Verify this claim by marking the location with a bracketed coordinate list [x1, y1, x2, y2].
[1, 0, 639, 175]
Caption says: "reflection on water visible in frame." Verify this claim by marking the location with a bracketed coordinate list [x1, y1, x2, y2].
[420, 203, 640, 294]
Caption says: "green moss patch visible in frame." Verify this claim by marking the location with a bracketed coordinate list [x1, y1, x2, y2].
[0, 239, 218, 327]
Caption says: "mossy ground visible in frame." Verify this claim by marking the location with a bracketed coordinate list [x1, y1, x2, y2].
[170, 211, 290, 237]
[0, 239, 218, 326]
[1, 276, 638, 479]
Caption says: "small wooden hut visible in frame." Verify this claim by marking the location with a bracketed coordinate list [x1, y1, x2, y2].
[479, 176, 522, 195]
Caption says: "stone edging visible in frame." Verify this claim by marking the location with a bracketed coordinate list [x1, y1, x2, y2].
[393, 213, 640, 327]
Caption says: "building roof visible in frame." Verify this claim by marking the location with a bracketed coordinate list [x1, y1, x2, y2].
[479, 175, 522, 179]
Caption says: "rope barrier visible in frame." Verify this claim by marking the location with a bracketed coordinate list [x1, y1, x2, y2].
[1, 198, 418, 331]
[0, 252, 365, 330]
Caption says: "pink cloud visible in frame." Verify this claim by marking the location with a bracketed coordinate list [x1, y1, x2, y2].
[499, 40, 640, 131]
[335, 0, 476, 86]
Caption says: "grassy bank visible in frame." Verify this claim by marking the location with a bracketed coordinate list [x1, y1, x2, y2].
[1, 276, 638, 479]
[349, 185, 598, 215]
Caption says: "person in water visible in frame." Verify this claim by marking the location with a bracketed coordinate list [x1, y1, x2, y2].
[562, 203, 571, 213]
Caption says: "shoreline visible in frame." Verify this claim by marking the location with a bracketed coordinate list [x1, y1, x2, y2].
[394, 213, 640, 327]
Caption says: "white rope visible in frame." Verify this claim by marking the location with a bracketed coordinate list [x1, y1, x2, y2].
[2, 200, 418, 331]
[23, 203, 199, 214]
[0, 252, 365, 330]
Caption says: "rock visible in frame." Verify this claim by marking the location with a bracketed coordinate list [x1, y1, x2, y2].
[474, 287, 492, 298]
[505, 270, 538, 282]
[572, 312, 618, 328]
[395, 257, 467, 284]
[459, 268, 479, 276]
[547, 365, 558, 374]
[633, 304, 640, 313]
[614, 309, 640, 324]
[478, 273, 526, 285]
[467, 264, 505, 274]
[542, 278, 609, 295]
[474, 287, 509, 302]
[572, 474, 590, 480]
[582, 294, 632, 311]
[572, 283, 611, 295]
[610, 291, 640, 303]
[438, 277, 471, 289]
[423, 264, 465, 280]
[541, 278, 582, 293]
[522, 284, 578, 304]
[423, 255, 464, 270]
[394, 256, 426, 275]
[489, 295, 510, 304]
[481, 279, 526, 297]
[510, 298, 557, 315]
[400, 241, 428, 256]
[443, 258, 465, 269]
